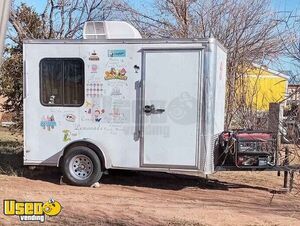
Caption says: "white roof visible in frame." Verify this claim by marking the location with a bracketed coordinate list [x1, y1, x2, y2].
[83, 21, 142, 40]
[252, 63, 289, 80]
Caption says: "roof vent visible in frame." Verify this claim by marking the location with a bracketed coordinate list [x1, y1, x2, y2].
[83, 21, 142, 40]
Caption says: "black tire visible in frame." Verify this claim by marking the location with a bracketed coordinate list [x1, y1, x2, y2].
[61, 146, 103, 186]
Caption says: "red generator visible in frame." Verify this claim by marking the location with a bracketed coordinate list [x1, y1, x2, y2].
[216, 131, 276, 169]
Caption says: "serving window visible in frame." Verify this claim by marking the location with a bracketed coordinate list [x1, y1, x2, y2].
[40, 58, 84, 106]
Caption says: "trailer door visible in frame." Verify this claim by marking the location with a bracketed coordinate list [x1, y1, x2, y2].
[141, 49, 202, 168]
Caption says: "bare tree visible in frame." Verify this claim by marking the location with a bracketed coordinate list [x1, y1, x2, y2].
[9, 0, 116, 44]
[1, 0, 118, 129]
[116, 0, 289, 129]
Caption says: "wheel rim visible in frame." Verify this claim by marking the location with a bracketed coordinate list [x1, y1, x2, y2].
[69, 154, 94, 180]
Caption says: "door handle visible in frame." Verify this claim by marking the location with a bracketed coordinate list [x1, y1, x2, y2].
[144, 105, 165, 114]
[155, 108, 165, 114]
[144, 105, 153, 113]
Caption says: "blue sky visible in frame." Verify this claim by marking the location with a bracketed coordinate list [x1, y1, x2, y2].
[13, 0, 300, 74]
[15, 0, 300, 13]
[272, 0, 300, 12]
[14, 0, 300, 11]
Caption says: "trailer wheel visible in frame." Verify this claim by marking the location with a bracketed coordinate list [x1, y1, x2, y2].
[62, 146, 103, 186]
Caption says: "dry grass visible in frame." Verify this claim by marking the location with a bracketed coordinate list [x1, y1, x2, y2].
[0, 126, 22, 142]
[0, 126, 23, 176]
[279, 144, 300, 165]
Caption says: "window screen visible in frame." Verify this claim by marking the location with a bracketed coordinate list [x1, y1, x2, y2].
[40, 58, 84, 106]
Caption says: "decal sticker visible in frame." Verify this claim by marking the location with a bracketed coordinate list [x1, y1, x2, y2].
[105, 58, 128, 80]
[75, 124, 101, 131]
[65, 114, 76, 122]
[111, 87, 122, 96]
[89, 51, 99, 61]
[110, 107, 122, 118]
[82, 97, 106, 123]
[104, 68, 127, 80]
[134, 65, 140, 73]
[94, 109, 105, 122]
[107, 82, 129, 100]
[40, 115, 56, 131]
[86, 81, 104, 97]
[108, 49, 126, 57]
[84, 100, 94, 114]
[106, 99, 130, 123]
[62, 130, 71, 142]
[89, 64, 98, 73]
[62, 129, 78, 142]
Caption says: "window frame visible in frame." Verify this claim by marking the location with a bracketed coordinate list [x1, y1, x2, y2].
[39, 58, 85, 107]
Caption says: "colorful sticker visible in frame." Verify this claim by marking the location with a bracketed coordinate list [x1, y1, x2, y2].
[108, 49, 126, 57]
[65, 114, 76, 122]
[94, 109, 105, 122]
[84, 100, 94, 114]
[62, 130, 71, 142]
[90, 64, 98, 73]
[89, 51, 99, 61]
[104, 68, 127, 80]
[62, 129, 77, 142]
[40, 115, 56, 131]
[86, 81, 104, 97]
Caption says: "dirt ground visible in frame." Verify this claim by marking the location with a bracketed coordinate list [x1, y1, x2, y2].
[0, 128, 299, 225]
[0, 170, 299, 226]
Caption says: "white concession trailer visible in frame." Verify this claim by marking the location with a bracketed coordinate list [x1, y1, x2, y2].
[23, 21, 227, 186]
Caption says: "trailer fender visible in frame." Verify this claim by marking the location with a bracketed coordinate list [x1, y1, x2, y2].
[58, 139, 112, 170]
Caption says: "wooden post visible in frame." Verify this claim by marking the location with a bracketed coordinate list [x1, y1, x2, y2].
[268, 103, 281, 165]
[289, 171, 294, 192]
[283, 146, 289, 189]
[268, 103, 281, 132]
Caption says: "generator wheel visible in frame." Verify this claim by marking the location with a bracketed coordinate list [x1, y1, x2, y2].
[61, 146, 103, 186]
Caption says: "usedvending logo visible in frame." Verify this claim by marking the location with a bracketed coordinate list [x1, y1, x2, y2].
[3, 199, 62, 223]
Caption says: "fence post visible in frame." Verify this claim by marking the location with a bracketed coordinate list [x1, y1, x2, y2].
[268, 103, 284, 178]
[283, 146, 289, 188]
[268, 103, 281, 161]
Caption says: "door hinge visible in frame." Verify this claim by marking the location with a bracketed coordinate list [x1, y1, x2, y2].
[135, 80, 142, 89]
